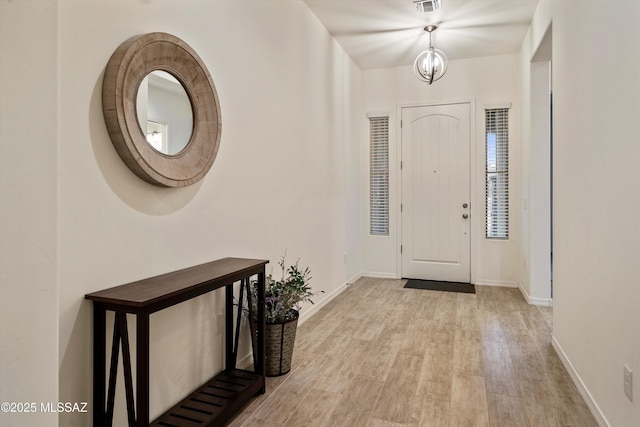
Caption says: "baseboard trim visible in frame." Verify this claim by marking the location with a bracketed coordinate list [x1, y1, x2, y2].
[518, 282, 553, 306]
[362, 271, 399, 279]
[346, 272, 364, 286]
[474, 279, 518, 288]
[238, 352, 254, 370]
[551, 335, 609, 427]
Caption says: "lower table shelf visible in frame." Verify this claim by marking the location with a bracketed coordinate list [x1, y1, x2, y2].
[151, 369, 264, 427]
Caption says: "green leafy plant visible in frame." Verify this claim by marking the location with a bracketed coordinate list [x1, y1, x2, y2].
[249, 252, 322, 324]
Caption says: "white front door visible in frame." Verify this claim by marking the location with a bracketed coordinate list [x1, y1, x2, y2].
[401, 103, 471, 282]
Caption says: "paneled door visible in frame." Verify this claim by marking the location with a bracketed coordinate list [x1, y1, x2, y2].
[401, 103, 471, 282]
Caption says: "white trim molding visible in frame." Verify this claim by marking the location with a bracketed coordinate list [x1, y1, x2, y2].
[518, 282, 553, 306]
[474, 279, 518, 288]
[362, 272, 400, 280]
[367, 111, 390, 118]
[551, 335, 610, 427]
[483, 102, 512, 110]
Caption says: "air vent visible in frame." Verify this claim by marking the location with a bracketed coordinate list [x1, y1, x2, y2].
[414, 0, 441, 13]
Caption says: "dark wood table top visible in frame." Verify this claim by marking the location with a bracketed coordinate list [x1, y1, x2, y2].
[85, 257, 268, 312]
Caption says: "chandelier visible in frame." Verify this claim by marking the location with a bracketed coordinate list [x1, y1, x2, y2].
[413, 25, 448, 84]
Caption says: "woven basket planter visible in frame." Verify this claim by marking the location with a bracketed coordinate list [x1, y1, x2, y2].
[251, 310, 299, 377]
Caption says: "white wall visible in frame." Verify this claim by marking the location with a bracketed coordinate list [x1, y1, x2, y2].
[519, 0, 553, 306]
[362, 54, 521, 287]
[1, 1, 363, 426]
[522, 1, 640, 425]
[528, 60, 552, 305]
[0, 1, 59, 426]
[520, 57, 552, 306]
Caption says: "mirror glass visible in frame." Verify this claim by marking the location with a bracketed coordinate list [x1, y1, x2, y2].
[136, 70, 193, 155]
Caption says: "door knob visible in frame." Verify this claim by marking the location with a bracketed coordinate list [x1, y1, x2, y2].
[462, 213, 469, 219]
[462, 203, 468, 208]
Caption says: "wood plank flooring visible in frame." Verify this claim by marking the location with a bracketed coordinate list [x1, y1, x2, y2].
[226, 278, 598, 427]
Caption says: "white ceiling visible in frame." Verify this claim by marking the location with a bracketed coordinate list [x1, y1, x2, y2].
[303, 0, 540, 70]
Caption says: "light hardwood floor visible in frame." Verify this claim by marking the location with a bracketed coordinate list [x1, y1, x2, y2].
[226, 277, 598, 427]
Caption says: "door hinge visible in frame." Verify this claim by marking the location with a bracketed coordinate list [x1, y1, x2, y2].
[400, 161, 403, 170]
[400, 245, 403, 254]
[400, 203, 403, 212]
[401, 120, 403, 128]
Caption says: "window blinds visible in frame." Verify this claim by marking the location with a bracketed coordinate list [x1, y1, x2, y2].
[485, 108, 509, 239]
[369, 115, 389, 236]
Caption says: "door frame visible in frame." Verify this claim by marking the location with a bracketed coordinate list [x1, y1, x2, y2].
[396, 99, 477, 283]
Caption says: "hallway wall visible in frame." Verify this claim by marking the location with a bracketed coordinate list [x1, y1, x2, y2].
[523, 1, 640, 425]
[2, 1, 363, 425]
[0, 1, 59, 426]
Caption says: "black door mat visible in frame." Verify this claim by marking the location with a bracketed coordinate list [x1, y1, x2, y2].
[403, 279, 475, 294]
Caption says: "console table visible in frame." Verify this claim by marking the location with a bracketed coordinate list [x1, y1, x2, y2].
[85, 257, 268, 426]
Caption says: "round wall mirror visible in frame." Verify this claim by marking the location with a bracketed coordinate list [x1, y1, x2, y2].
[102, 32, 221, 187]
[136, 70, 194, 156]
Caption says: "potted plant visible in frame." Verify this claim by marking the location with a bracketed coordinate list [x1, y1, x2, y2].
[248, 252, 321, 376]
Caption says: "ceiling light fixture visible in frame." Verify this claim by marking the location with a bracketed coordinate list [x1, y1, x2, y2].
[414, 0, 442, 13]
[413, 25, 448, 84]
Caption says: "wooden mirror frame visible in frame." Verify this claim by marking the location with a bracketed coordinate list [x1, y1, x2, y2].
[102, 32, 221, 187]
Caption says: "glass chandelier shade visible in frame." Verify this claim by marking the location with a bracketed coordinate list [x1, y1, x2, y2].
[413, 25, 448, 84]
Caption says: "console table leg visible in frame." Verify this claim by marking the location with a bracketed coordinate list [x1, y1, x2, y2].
[106, 314, 122, 424]
[225, 284, 234, 371]
[256, 271, 266, 393]
[136, 314, 150, 426]
[231, 279, 245, 368]
[244, 279, 256, 372]
[93, 304, 106, 427]
[118, 313, 136, 426]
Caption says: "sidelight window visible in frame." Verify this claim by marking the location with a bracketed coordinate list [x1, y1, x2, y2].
[485, 108, 509, 239]
[369, 114, 389, 236]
